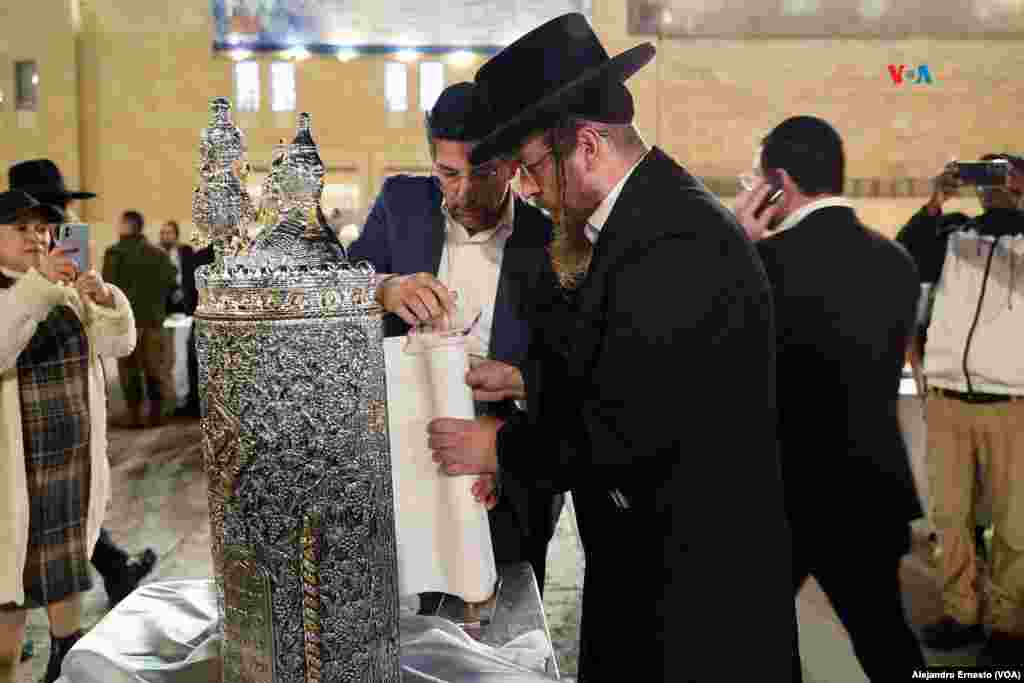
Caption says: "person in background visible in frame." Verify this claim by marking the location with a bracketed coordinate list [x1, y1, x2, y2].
[102, 210, 177, 428]
[0, 190, 136, 683]
[7, 161, 158, 656]
[896, 153, 1024, 663]
[158, 220, 194, 316]
[734, 116, 925, 678]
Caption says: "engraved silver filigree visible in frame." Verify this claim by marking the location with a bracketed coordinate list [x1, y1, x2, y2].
[194, 100, 400, 683]
[192, 97, 257, 259]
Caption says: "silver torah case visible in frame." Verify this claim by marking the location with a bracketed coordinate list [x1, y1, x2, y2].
[192, 100, 400, 683]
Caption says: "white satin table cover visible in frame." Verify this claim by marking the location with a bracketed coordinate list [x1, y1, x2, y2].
[55, 578, 557, 683]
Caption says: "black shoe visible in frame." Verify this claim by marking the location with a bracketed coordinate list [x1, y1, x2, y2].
[979, 631, 1024, 665]
[174, 405, 200, 418]
[105, 548, 158, 608]
[44, 630, 82, 683]
[921, 616, 986, 650]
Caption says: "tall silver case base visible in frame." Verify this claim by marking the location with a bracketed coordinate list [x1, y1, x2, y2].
[197, 316, 399, 683]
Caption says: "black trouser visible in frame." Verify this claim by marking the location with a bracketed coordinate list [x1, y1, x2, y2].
[91, 528, 128, 579]
[792, 529, 924, 680]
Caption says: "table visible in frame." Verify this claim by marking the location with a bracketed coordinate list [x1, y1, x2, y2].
[56, 562, 559, 683]
[164, 314, 193, 408]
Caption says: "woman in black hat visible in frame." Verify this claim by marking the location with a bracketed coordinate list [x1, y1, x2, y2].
[0, 190, 138, 683]
[7, 161, 158, 619]
[430, 13, 799, 681]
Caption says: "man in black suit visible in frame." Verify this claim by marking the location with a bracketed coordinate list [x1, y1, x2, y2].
[735, 116, 926, 678]
[347, 82, 564, 598]
[158, 220, 195, 316]
[429, 14, 797, 681]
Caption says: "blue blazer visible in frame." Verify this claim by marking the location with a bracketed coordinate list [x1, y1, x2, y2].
[348, 175, 553, 369]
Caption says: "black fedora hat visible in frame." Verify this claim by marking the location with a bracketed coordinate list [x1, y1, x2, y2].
[9, 159, 96, 205]
[469, 13, 654, 165]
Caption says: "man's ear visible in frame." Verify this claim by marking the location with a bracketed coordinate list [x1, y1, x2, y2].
[578, 126, 603, 168]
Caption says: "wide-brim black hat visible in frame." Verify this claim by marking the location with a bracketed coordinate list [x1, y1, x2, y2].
[9, 159, 96, 204]
[470, 13, 654, 165]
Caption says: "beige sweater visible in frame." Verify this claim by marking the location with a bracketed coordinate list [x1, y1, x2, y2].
[0, 268, 136, 605]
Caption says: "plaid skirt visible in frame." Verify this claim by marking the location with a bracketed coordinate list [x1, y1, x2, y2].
[4, 304, 93, 609]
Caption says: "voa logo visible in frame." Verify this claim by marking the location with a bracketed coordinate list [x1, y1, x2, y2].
[888, 64, 934, 85]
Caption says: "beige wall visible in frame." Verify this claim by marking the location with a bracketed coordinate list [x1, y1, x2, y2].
[0, 0, 82, 211]
[1, 0, 1021, 258]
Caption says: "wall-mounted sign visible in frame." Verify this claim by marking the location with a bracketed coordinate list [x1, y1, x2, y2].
[628, 0, 1024, 38]
[213, 0, 591, 53]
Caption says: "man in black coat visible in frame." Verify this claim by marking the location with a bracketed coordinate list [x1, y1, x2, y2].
[735, 116, 926, 679]
[428, 14, 797, 681]
[348, 82, 564, 598]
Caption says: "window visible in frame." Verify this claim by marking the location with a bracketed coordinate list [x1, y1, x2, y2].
[384, 62, 407, 112]
[15, 61, 38, 111]
[418, 61, 444, 112]
[234, 60, 260, 112]
[270, 61, 296, 112]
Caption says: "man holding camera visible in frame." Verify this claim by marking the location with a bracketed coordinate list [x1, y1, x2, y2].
[897, 154, 1024, 663]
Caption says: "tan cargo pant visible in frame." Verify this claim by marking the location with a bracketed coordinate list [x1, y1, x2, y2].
[117, 325, 175, 416]
[925, 392, 1024, 635]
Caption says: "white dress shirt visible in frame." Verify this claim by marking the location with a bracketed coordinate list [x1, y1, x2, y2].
[436, 193, 515, 358]
[167, 246, 183, 287]
[768, 196, 855, 237]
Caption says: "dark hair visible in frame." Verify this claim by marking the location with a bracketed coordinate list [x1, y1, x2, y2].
[122, 210, 144, 234]
[164, 220, 180, 238]
[761, 116, 845, 196]
[425, 82, 492, 157]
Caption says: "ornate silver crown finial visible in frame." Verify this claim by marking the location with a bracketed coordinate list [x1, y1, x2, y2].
[191, 96, 255, 259]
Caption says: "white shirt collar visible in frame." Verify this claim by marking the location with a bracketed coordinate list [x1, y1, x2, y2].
[585, 151, 648, 245]
[441, 190, 516, 245]
[770, 196, 855, 236]
[1, 266, 25, 280]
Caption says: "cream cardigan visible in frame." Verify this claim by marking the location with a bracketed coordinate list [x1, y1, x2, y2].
[0, 267, 136, 605]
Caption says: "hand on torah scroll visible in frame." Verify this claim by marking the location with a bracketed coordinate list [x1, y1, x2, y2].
[465, 358, 525, 402]
[429, 415, 502, 476]
[384, 334, 498, 602]
[471, 474, 499, 510]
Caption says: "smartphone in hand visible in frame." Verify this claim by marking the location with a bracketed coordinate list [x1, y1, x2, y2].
[955, 159, 1010, 187]
[56, 223, 90, 272]
[753, 169, 784, 220]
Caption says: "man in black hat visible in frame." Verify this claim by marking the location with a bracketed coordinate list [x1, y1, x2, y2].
[428, 14, 797, 681]
[8, 160, 158, 615]
[734, 116, 925, 677]
[348, 81, 564, 601]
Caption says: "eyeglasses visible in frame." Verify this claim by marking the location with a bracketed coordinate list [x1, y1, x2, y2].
[434, 162, 501, 185]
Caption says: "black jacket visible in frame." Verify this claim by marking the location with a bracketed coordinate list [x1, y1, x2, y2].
[498, 148, 796, 681]
[759, 206, 922, 543]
